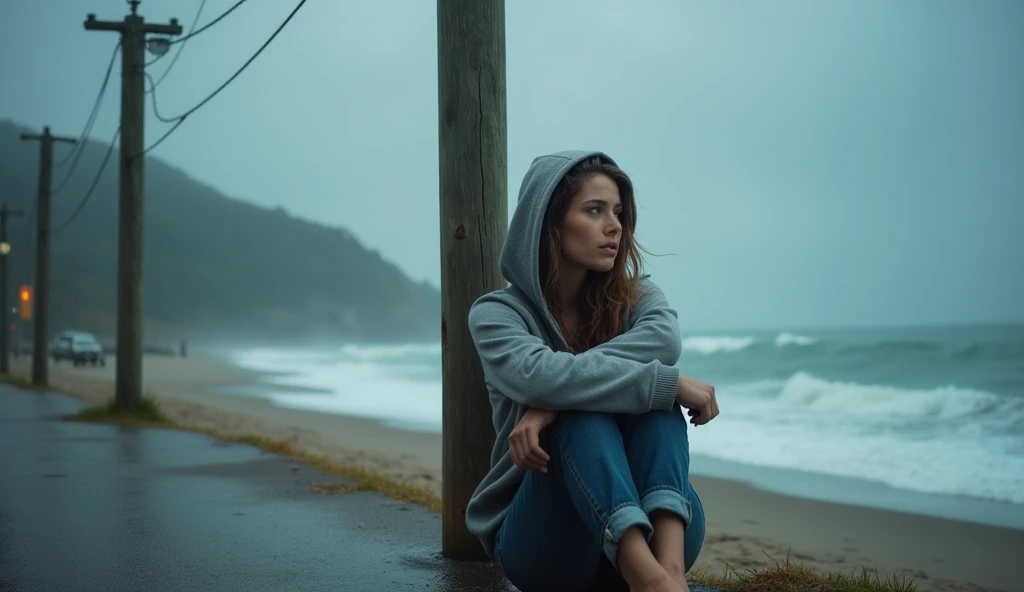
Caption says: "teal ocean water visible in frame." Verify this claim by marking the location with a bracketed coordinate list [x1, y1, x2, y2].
[228, 323, 1024, 507]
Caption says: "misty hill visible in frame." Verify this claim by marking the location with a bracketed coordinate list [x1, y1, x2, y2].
[0, 119, 440, 346]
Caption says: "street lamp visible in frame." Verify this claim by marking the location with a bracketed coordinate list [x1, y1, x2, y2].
[147, 37, 171, 56]
[0, 242, 10, 256]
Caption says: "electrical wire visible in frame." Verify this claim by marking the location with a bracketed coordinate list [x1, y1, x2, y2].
[139, 0, 308, 158]
[146, 0, 207, 94]
[54, 41, 120, 174]
[169, 0, 247, 45]
[51, 126, 121, 235]
[146, 72, 178, 123]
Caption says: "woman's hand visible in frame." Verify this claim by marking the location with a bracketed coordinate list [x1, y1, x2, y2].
[508, 407, 557, 472]
[677, 375, 719, 426]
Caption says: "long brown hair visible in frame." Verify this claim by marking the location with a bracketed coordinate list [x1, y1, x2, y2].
[539, 156, 645, 352]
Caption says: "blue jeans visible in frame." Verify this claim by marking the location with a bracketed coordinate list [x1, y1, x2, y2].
[494, 404, 705, 592]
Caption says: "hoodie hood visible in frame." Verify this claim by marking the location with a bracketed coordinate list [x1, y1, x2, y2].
[498, 149, 618, 347]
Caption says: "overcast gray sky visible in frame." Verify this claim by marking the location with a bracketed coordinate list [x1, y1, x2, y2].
[2, 0, 1021, 331]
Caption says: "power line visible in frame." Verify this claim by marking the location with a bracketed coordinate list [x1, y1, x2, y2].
[139, 0, 308, 157]
[146, 0, 207, 94]
[51, 126, 120, 235]
[146, 72, 178, 123]
[56, 41, 118, 167]
[54, 41, 120, 173]
[169, 0, 247, 45]
[143, 119, 186, 157]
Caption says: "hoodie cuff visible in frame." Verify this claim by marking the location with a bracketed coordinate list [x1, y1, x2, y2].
[650, 365, 679, 411]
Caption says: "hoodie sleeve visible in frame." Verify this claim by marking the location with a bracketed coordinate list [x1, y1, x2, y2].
[589, 279, 682, 366]
[468, 299, 679, 414]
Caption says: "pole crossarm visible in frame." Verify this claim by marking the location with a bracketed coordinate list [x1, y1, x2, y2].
[83, 15, 123, 31]
[85, 14, 183, 35]
[20, 130, 78, 145]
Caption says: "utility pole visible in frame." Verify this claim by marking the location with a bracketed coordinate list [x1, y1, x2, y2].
[20, 126, 77, 386]
[84, 1, 181, 411]
[0, 204, 26, 374]
[437, 0, 508, 560]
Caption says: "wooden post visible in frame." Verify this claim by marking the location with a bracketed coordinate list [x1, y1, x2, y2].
[20, 127, 77, 385]
[0, 204, 26, 374]
[84, 1, 181, 411]
[437, 0, 508, 560]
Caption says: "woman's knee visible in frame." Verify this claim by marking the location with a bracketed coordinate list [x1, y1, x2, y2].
[554, 410, 622, 448]
[547, 411, 634, 489]
[619, 404, 689, 445]
[639, 403, 688, 430]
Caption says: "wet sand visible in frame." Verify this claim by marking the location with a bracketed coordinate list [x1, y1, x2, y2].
[8, 353, 1022, 592]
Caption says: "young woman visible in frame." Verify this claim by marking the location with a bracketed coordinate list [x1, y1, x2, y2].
[466, 150, 720, 592]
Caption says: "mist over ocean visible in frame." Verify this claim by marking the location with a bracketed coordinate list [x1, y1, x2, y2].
[227, 323, 1024, 509]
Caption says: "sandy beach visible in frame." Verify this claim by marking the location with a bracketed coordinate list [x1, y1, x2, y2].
[8, 353, 1023, 592]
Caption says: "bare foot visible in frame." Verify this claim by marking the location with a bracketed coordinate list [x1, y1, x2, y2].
[618, 527, 681, 592]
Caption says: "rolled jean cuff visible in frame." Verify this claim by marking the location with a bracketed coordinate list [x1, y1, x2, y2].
[601, 503, 652, 570]
[641, 487, 693, 529]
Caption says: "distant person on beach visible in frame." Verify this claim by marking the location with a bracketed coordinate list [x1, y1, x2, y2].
[466, 151, 719, 592]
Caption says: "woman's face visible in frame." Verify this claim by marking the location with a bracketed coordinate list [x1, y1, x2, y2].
[558, 173, 623, 274]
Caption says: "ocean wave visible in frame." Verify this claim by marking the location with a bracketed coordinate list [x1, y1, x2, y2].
[680, 336, 757, 354]
[776, 371, 1019, 424]
[775, 333, 819, 346]
[692, 371, 1024, 504]
[950, 340, 1024, 361]
[680, 333, 818, 355]
[338, 342, 442, 361]
[680, 333, 1024, 368]
[229, 348, 339, 373]
[689, 420, 1024, 505]
[229, 342, 442, 372]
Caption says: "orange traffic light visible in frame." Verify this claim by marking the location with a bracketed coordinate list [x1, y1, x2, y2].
[19, 285, 32, 320]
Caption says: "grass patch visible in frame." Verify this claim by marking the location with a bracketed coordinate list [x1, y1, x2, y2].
[226, 434, 441, 512]
[689, 554, 918, 592]
[0, 374, 46, 390]
[68, 397, 173, 427]
[56, 390, 441, 511]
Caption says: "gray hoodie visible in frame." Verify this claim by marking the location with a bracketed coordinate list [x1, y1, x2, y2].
[464, 149, 684, 557]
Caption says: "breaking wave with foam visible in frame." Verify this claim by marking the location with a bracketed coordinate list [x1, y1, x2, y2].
[690, 371, 1024, 504]
[680, 333, 820, 354]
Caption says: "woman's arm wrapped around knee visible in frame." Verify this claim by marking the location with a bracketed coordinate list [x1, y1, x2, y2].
[468, 297, 679, 414]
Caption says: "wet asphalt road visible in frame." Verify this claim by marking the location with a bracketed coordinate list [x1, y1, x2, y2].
[0, 386, 718, 592]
